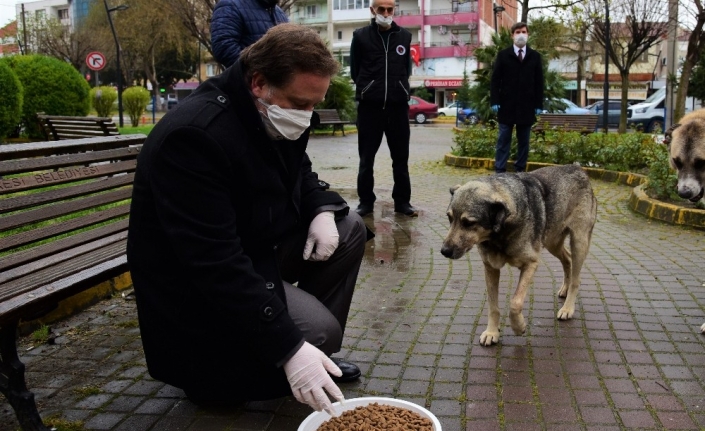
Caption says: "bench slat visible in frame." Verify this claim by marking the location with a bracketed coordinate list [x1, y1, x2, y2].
[0, 160, 137, 195]
[0, 255, 128, 326]
[534, 114, 599, 134]
[38, 114, 119, 140]
[0, 135, 146, 160]
[0, 147, 140, 176]
[0, 174, 135, 214]
[0, 231, 127, 285]
[0, 187, 132, 232]
[0, 220, 129, 273]
[0, 240, 126, 303]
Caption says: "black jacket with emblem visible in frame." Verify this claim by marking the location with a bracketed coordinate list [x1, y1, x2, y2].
[490, 45, 544, 126]
[126, 61, 347, 399]
[351, 19, 411, 105]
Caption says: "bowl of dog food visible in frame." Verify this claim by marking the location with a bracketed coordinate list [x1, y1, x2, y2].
[298, 396, 441, 431]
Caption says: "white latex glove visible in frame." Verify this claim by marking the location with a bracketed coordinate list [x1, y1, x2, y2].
[283, 341, 345, 416]
[303, 211, 339, 261]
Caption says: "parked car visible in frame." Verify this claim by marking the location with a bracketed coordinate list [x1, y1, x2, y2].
[437, 101, 463, 117]
[627, 87, 665, 132]
[458, 107, 480, 125]
[408, 96, 439, 124]
[544, 98, 590, 115]
[586, 99, 641, 128]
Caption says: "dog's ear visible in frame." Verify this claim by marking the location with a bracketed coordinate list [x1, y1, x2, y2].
[489, 201, 508, 233]
[449, 184, 461, 196]
[663, 123, 681, 147]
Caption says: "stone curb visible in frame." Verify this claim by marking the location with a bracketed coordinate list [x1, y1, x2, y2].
[444, 153, 705, 230]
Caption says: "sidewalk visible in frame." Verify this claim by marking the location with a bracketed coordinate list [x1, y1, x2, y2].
[3, 125, 705, 430]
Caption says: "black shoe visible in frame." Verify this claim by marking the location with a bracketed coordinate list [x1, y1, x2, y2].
[394, 204, 419, 217]
[329, 357, 361, 383]
[355, 205, 373, 217]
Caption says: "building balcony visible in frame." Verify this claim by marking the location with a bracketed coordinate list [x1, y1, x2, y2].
[394, 11, 478, 28]
[290, 15, 328, 25]
[422, 42, 478, 59]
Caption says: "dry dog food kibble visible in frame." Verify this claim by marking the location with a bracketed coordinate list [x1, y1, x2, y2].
[316, 402, 434, 431]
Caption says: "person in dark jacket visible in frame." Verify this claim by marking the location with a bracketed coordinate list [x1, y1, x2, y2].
[210, 0, 288, 68]
[127, 24, 366, 415]
[350, 0, 417, 218]
[490, 22, 544, 173]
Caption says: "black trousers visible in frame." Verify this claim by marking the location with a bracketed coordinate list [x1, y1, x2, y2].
[276, 211, 367, 355]
[356, 101, 412, 207]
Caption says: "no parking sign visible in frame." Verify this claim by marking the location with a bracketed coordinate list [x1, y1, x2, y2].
[85, 52, 106, 71]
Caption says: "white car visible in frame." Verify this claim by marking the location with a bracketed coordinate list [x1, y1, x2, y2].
[437, 102, 464, 117]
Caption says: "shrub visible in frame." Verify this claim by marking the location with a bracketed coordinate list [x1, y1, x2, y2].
[452, 125, 687, 205]
[90, 86, 117, 118]
[122, 86, 151, 127]
[0, 55, 90, 139]
[0, 61, 23, 142]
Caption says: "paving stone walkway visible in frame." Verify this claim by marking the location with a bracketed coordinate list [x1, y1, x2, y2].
[3, 125, 705, 431]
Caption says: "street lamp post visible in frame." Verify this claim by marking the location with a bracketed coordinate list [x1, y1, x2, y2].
[492, 4, 505, 32]
[602, 0, 610, 133]
[103, 0, 129, 128]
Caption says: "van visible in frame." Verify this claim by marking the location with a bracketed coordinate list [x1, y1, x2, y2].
[626, 87, 665, 132]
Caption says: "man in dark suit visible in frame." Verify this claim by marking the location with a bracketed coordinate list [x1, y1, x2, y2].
[490, 22, 544, 173]
[127, 24, 365, 415]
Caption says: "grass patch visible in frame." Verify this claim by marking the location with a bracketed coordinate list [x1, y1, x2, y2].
[44, 415, 85, 431]
[119, 124, 154, 135]
[72, 385, 102, 400]
[31, 325, 50, 344]
[115, 320, 139, 328]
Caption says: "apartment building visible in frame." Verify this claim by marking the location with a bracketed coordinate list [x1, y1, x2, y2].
[290, 0, 517, 107]
[0, 21, 19, 57]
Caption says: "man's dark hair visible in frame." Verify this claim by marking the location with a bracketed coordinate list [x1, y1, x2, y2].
[510, 22, 528, 34]
[241, 23, 340, 88]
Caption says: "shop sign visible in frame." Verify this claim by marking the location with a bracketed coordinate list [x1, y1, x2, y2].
[424, 79, 463, 88]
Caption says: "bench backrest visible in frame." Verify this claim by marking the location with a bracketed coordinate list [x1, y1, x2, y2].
[535, 114, 599, 132]
[315, 109, 344, 122]
[38, 114, 120, 141]
[0, 135, 145, 318]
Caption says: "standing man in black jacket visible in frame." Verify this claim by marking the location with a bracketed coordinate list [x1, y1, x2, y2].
[350, 0, 417, 217]
[127, 24, 365, 415]
[490, 22, 544, 173]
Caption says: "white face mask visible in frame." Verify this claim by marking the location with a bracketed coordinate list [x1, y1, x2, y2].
[375, 14, 393, 28]
[513, 33, 528, 48]
[257, 98, 313, 141]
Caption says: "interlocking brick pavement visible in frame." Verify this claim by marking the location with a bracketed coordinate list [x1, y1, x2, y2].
[3, 125, 705, 430]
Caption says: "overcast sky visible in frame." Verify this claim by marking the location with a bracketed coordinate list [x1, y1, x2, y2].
[0, 1, 17, 28]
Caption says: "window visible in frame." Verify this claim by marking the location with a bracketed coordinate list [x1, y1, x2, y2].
[206, 63, 219, 77]
[35, 10, 46, 19]
[333, 0, 370, 10]
[58, 8, 69, 20]
[338, 31, 343, 40]
[305, 5, 318, 18]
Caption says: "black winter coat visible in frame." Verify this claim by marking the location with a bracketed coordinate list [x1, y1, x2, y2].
[126, 61, 347, 399]
[490, 46, 544, 125]
[351, 20, 411, 105]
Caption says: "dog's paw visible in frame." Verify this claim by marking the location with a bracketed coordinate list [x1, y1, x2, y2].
[557, 305, 575, 320]
[510, 313, 527, 335]
[700, 322, 705, 333]
[479, 330, 500, 346]
[557, 284, 568, 298]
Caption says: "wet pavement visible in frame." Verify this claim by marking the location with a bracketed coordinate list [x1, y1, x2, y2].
[3, 125, 705, 430]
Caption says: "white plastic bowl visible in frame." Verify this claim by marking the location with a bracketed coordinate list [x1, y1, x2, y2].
[298, 396, 442, 431]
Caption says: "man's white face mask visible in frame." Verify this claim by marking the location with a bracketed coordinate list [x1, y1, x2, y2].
[257, 98, 313, 141]
[375, 14, 393, 28]
[513, 33, 528, 48]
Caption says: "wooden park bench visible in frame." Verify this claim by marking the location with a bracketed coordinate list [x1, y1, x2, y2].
[315, 109, 352, 136]
[0, 134, 146, 431]
[533, 114, 599, 135]
[37, 114, 120, 141]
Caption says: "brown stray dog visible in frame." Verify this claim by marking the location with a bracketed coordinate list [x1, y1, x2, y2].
[441, 165, 597, 346]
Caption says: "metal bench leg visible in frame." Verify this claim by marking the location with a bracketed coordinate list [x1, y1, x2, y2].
[0, 322, 50, 431]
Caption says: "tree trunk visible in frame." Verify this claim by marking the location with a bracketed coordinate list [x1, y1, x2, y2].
[619, 73, 629, 134]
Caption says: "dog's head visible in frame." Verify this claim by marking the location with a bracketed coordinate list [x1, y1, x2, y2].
[440, 180, 509, 259]
[665, 112, 705, 202]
